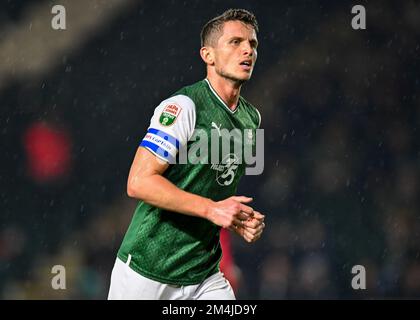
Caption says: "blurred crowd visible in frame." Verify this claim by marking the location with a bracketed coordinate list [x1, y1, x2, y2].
[1, 1, 420, 299]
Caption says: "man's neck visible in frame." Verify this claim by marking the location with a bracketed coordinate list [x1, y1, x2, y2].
[206, 75, 242, 111]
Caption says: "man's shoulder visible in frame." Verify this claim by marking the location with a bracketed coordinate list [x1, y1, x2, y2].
[239, 95, 257, 109]
[239, 95, 261, 128]
[171, 79, 206, 99]
[157, 80, 206, 113]
[239, 95, 259, 116]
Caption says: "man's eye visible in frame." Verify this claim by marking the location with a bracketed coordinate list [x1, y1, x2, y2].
[231, 39, 240, 45]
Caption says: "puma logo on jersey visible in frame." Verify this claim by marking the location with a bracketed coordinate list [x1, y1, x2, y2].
[211, 122, 222, 137]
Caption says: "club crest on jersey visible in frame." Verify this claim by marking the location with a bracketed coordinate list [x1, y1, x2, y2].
[159, 103, 182, 126]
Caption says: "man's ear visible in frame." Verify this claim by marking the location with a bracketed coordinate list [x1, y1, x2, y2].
[200, 46, 215, 65]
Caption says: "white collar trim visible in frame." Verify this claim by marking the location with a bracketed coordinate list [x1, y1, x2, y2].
[204, 78, 238, 114]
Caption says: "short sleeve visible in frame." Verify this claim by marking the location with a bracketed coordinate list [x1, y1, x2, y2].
[140, 94, 196, 163]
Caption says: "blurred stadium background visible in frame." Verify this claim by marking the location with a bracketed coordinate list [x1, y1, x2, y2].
[1, 0, 420, 299]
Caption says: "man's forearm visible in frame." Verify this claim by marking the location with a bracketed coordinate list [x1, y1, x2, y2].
[127, 174, 214, 219]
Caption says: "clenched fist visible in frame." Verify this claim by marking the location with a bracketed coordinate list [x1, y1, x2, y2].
[206, 195, 265, 243]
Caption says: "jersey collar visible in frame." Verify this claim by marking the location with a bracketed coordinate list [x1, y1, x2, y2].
[204, 78, 239, 114]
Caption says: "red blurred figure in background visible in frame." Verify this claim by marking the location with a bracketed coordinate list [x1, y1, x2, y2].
[219, 228, 242, 293]
[23, 121, 72, 184]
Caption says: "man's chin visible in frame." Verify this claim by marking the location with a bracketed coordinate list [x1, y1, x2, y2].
[237, 75, 252, 84]
[231, 73, 253, 83]
[237, 71, 253, 81]
[218, 71, 252, 84]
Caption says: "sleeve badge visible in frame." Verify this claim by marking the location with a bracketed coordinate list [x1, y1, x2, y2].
[159, 103, 182, 126]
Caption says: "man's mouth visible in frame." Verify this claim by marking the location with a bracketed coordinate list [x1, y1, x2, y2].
[239, 60, 253, 70]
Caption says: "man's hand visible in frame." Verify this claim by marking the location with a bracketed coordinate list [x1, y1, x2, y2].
[230, 210, 265, 243]
[206, 196, 265, 243]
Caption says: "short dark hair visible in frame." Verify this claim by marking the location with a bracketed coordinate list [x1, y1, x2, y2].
[200, 9, 259, 47]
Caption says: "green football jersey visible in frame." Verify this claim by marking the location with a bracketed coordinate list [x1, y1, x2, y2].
[118, 79, 261, 285]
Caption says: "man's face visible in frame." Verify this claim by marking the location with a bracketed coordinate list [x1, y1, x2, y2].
[212, 20, 258, 83]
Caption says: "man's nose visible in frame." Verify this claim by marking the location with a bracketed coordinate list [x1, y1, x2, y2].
[241, 41, 253, 56]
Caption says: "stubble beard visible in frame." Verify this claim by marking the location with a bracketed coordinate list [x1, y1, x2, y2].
[215, 67, 250, 86]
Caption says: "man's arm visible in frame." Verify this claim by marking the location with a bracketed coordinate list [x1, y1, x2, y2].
[127, 147, 264, 242]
